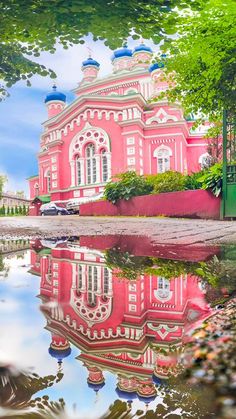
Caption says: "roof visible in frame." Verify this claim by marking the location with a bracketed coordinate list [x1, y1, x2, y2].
[82, 57, 100, 68]
[26, 174, 39, 180]
[111, 45, 133, 61]
[45, 85, 66, 104]
[32, 195, 51, 203]
[133, 43, 152, 54]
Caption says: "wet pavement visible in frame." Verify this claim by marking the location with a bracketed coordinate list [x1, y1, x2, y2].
[1, 216, 236, 245]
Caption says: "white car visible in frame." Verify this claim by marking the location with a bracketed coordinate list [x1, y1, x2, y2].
[66, 192, 104, 214]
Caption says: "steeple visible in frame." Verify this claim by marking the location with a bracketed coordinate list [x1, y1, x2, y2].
[44, 84, 66, 118]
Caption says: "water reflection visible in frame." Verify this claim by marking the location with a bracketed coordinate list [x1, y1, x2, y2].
[0, 236, 235, 418]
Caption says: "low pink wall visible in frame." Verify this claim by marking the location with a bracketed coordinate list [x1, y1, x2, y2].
[80, 190, 221, 219]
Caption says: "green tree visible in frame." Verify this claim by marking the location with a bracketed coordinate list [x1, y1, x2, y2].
[18, 206, 23, 215]
[0, 0, 205, 99]
[10, 207, 14, 216]
[2, 204, 5, 216]
[15, 205, 19, 215]
[162, 0, 235, 119]
[0, 175, 7, 198]
[7, 206, 10, 216]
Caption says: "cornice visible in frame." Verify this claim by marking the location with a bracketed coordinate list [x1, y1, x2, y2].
[72, 68, 149, 94]
[43, 93, 147, 128]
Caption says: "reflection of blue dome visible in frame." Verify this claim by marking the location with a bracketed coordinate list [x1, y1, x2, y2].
[133, 44, 152, 54]
[88, 381, 105, 392]
[111, 45, 133, 61]
[48, 347, 71, 361]
[137, 394, 157, 404]
[82, 57, 100, 68]
[152, 374, 163, 385]
[45, 85, 66, 103]
[116, 388, 137, 400]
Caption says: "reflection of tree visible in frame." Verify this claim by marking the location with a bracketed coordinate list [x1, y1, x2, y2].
[0, 365, 64, 418]
[105, 248, 236, 303]
[0, 254, 9, 279]
[100, 380, 216, 418]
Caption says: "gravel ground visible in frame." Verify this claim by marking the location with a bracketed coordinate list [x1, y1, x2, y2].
[0, 216, 236, 244]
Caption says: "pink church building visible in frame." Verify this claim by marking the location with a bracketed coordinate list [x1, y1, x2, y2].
[28, 43, 208, 204]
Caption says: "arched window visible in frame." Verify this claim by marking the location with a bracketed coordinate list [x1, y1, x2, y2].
[103, 267, 109, 294]
[78, 265, 83, 289]
[87, 265, 98, 306]
[154, 147, 171, 173]
[101, 150, 108, 182]
[154, 276, 172, 302]
[86, 144, 96, 184]
[34, 183, 39, 196]
[76, 157, 82, 185]
[199, 153, 212, 169]
[45, 171, 51, 192]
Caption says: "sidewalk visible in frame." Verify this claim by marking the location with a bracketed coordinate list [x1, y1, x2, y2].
[1, 216, 236, 245]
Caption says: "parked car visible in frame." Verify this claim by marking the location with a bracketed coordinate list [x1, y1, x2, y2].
[66, 192, 104, 214]
[40, 202, 71, 216]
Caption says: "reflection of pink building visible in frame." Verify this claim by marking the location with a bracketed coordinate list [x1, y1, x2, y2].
[28, 43, 208, 203]
[30, 237, 212, 402]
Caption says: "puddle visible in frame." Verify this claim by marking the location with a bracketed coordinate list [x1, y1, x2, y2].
[0, 236, 235, 418]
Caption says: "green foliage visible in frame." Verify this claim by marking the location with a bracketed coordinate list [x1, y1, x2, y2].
[184, 171, 205, 190]
[15, 205, 19, 215]
[163, 0, 236, 118]
[146, 171, 186, 194]
[0, 175, 7, 198]
[0, 0, 205, 98]
[104, 171, 153, 204]
[10, 207, 14, 216]
[198, 163, 223, 197]
[19, 206, 23, 215]
[7, 206, 10, 215]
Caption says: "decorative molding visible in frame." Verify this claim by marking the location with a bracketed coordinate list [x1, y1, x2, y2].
[146, 108, 178, 125]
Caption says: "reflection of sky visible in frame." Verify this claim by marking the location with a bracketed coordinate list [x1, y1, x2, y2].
[0, 252, 158, 418]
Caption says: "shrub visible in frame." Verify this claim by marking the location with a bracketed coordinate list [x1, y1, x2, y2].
[104, 171, 153, 204]
[146, 171, 186, 194]
[198, 163, 223, 197]
[184, 170, 205, 190]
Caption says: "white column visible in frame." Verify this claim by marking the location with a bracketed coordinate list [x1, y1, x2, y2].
[80, 158, 85, 185]
[95, 155, 101, 183]
[81, 265, 86, 291]
[107, 153, 112, 180]
[70, 160, 75, 187]
[71, 264, 77, 289]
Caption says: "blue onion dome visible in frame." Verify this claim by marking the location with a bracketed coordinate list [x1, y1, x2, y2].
[149, 62, 163, 73]
[111, 43, 133, 61]
[115, 388, 137, 400]
[45, 84, 66, 103]
[82, 57, 100, 68]
[133, 43, 153, 54]
[48, 346, 71, 362]
[88, 381, 105, 392]
[149, 54, 167, 73]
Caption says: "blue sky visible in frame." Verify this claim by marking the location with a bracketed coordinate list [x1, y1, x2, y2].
[0, 38, 156, 197]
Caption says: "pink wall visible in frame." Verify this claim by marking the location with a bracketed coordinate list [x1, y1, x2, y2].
[80, 190, 221, 219]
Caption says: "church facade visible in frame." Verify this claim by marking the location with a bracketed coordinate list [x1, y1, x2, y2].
[28, 43, 208, 202]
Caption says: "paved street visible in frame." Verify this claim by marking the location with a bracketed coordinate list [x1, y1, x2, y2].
[1, 216, 236, 245]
